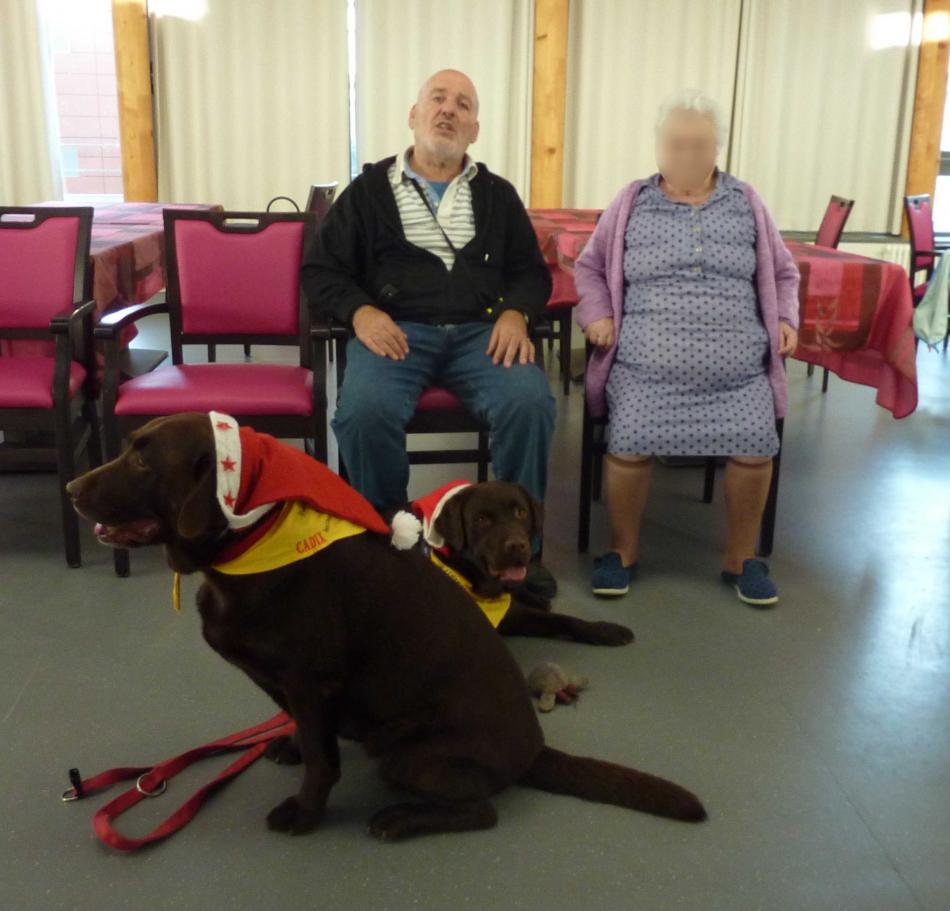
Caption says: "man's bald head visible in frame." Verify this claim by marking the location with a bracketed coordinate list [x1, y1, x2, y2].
[416, 69, 480, 114]
[409, 69, 480, 171]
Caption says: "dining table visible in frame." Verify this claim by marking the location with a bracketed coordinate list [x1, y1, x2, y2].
[527, 208, 918, 419]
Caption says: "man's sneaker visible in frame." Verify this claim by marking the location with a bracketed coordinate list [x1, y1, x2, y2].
[591, 552, 637, 597]
[525, 562, 558, 600]
[721, 559, 779, 607]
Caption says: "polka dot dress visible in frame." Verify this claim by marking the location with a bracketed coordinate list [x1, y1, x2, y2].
[605, 171, 779, 457]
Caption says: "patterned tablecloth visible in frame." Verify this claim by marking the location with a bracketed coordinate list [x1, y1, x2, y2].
[527, 210, 917, 418]
[3, 202, 221, 359]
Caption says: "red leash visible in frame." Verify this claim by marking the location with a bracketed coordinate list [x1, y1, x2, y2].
[62, 711, 296, 851]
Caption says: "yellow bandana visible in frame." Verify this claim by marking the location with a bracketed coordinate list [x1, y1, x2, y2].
[429, 551, 512, 628]
[173, 502, 367, 611]
[212, 501, 367, 576]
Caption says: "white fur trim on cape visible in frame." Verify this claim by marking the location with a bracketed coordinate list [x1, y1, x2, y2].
[208, 411, 273, 530]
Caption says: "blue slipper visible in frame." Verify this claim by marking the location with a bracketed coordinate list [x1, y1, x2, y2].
[721, 559, 778, 607]
[592, 552, 637, 597]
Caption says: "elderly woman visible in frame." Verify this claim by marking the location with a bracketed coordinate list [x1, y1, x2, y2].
[574, 90, 800, 607]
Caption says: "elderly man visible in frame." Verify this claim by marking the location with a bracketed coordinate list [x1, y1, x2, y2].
[302, 69, 556, 593]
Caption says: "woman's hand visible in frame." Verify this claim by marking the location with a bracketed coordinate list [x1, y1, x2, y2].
[778, 322, 798, 357]
[584, 317, 615, 348]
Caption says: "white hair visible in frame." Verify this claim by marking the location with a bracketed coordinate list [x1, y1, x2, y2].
[655, 90, 727, 151]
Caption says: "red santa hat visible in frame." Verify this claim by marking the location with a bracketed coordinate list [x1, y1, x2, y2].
[408, 479, 472, 551]
[208, 411, 392, 538]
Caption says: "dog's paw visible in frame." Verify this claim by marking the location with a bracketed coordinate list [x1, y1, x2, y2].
[584, 621, 635, 646]
[367, 804, 421, 842]
[266, 796, 324, 835]
[264, 734, 302, 765]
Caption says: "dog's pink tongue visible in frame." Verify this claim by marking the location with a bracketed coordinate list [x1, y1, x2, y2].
[499, 566, 527, 584]
[95, 519, 161, 547]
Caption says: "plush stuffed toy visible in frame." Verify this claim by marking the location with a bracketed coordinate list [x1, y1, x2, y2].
[525, 662, 590, 713]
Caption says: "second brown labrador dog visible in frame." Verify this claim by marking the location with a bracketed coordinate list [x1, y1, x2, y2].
[431, 481, 634, 646]
[67, 413, 705, 840]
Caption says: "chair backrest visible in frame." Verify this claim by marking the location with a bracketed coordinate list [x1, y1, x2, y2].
[305, 182, 339, 226]
[0, 207, 92, 332]
[164, 209, 311, 360]
[814, 195, 854, 249]
[904, 194, 936, 275]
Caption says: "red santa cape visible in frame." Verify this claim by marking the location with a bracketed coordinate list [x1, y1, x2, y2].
[208, 412, 392, 559]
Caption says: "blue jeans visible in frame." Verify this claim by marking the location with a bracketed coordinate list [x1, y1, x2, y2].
[332, 322, 556, 512]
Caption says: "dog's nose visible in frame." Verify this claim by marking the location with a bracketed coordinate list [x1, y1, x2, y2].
[504, 538, 530, 562]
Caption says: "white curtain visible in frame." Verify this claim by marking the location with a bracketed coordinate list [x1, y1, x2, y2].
[563, 0, 743, 209]
[0, 0, 62, 203]
[729, 0, 920, 233]
[149, 0, 350, 210]
[355, 0, 533, 198]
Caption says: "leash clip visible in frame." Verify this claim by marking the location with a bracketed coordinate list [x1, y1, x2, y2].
[61, 767, 84, 802]
[135, 773, 168, 798]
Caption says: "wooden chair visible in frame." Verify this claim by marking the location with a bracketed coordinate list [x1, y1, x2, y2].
[95, 209, 324, 576]
[905, 193, 948, 351]
[577, 345, 783, 557]
[315, 317, 553, 483]
[808, 195, 855, 390]
[0, 206, 101, 567]
[305, 182, 339, 222]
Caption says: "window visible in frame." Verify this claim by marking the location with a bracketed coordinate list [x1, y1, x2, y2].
[42, 0, 122, 202]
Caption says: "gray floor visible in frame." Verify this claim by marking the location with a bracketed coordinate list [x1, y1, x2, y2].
[1, 327, 948, 911]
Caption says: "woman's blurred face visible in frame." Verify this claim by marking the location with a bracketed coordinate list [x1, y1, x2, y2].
[656, 111, 719, 190]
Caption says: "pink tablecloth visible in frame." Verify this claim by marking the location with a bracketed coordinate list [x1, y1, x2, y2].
[787, 241, 917, 418]
[527, 210, 918, 418]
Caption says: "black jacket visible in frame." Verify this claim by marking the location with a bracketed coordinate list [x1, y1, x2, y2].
[300, 156, 551, 327]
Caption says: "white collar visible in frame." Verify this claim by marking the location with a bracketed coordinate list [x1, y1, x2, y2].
[390, 147, 478, 188]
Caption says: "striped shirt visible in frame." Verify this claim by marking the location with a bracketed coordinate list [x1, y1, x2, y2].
[388, 149, 478, 270]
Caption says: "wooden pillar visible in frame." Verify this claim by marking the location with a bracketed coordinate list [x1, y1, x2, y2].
[112, 0, 157, 201]
[904, 0, 950, 212]
[530, 0, 570, 208]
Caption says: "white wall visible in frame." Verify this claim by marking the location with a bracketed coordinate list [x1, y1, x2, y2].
[150, 0, 350, 209]
[563, 0, 921, 235]
[354, 0, 534, 198]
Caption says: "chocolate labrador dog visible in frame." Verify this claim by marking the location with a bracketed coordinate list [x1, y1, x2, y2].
[67, 414, 705, 839]
[431, 481, 634, 646]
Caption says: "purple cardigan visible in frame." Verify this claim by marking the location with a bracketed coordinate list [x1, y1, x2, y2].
[574, 179, 801, 419]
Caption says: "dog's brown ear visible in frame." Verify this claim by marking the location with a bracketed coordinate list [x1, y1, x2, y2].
[176, 451, 217, 540]
[526, 491, 545, 538]
[434, 488, 470, 552]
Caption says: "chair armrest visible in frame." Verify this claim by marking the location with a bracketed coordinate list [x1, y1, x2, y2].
[49, 299, 96, 334]
[310, 313, 350, 342]
[94, 292, 168, 339]
[530, 317, 554, 342]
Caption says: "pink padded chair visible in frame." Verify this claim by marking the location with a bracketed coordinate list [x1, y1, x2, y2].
[321, 323, 553, 484]
[95, 209, 322, 575]
[0, 207, 101, 567]
[814, 195, 854, 249]
[904, 194, 948, 352]
[545, 266, 576, 396]
[808, 195, 855, 391]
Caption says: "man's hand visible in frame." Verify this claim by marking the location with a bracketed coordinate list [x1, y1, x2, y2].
[584, 317, 615, 348]
[352, 305, 409, 360]
[778, 322, 798, 357]
[486, 310, 533, 367]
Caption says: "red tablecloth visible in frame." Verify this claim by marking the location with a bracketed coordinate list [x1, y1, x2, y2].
[527, 208, 601, 310]
[2, 203, 220, 359]
[527, 210, 918, 418]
